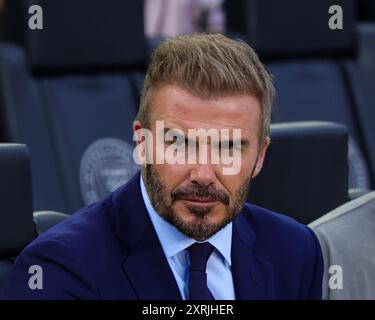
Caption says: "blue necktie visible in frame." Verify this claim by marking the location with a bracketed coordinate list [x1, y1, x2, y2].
[188, 242, 215, 300]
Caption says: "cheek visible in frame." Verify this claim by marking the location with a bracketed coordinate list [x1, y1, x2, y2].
[217, 154, 254, 194]
[218, 175, 242, 198]
[154, 164, 190, 191]
[236, 149, 257, 176]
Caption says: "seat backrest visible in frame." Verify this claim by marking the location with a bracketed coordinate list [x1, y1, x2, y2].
[344, 23, 375, 189]
[310, 191, 375, 299]
[0, 144, 35, 288]
[0, 0, 147, 213]
[224, 0, 372, 191]
[248, 122, 349, 224]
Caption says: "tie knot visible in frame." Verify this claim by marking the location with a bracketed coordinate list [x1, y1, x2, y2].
[188, 242, 215, 272]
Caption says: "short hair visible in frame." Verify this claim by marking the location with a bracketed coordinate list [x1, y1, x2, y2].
[136, 33, 275, 144]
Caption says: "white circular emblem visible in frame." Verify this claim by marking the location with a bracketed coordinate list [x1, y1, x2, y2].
[80, 138, 139, 205]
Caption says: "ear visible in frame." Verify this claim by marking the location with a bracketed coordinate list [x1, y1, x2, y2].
[251, 136, 270, 178]
[133, 120, 147, 168]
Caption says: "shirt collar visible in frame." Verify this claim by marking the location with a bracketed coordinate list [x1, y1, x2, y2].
[140, 174, 232, 266]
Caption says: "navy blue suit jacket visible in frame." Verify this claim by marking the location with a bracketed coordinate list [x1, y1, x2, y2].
[1, 172, 323, 299]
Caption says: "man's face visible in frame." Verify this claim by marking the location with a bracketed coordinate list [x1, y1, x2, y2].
[134, 85, 269, 241]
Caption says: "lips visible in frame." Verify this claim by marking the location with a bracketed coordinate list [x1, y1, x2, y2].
[180, 197, 218, 204]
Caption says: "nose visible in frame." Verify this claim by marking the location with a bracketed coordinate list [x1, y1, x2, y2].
[189, 164, 216, 187]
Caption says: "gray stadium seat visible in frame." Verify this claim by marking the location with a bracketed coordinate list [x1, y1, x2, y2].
[0, 143, 69, 290]
[345, 22, 375, 195]
[0, 0, 147, 213]
[225, 0, 372, 191]
[310, 191, 375, 299]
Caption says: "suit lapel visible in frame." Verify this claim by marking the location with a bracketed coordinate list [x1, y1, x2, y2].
[122, 224, 182, 299]
[231, 211, 275, 300]
[112, 172, 181, 300]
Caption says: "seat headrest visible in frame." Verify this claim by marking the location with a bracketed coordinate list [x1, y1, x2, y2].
[17, 0, 148, 72]
[225, 0, 357, 60]
[0, 144, 35, 258]
[248, 122, 349, 224]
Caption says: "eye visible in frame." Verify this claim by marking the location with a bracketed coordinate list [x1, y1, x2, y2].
[165, 134, 186, 146]
[174, 136, 186, 146]
[218, 141, 234, 151]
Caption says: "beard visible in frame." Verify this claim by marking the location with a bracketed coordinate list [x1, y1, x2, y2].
[142, 164, 251, 240]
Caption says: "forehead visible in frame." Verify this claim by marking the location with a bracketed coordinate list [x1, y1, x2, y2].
[149, 85, 262, 137]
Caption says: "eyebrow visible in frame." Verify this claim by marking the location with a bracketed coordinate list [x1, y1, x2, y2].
[163, 127, 250, 148]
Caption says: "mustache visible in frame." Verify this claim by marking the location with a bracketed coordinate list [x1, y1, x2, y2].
[171, 184, 230, 205]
